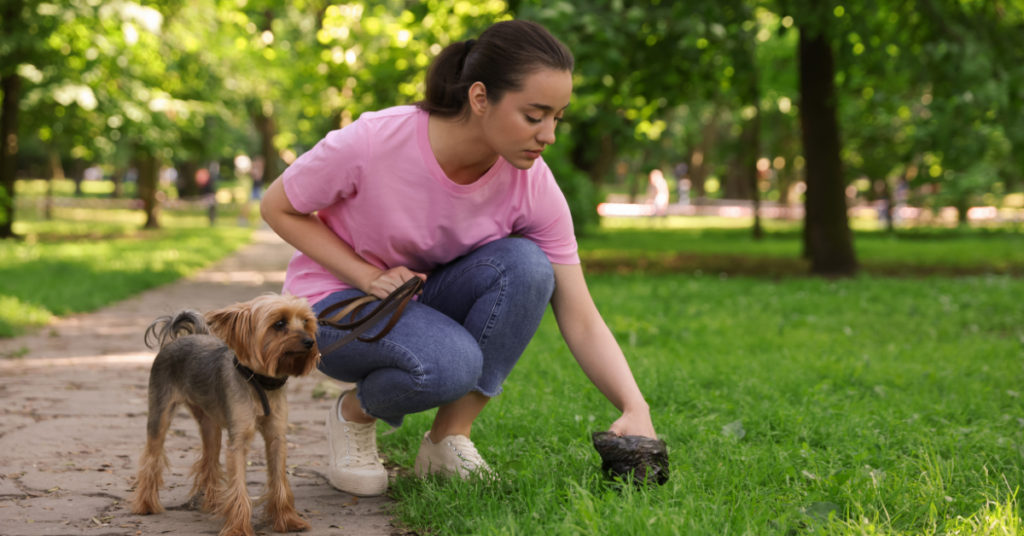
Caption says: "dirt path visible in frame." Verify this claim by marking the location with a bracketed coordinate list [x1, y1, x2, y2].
[0, 229, 397, 536]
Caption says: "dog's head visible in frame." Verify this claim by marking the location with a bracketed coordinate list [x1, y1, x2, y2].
[205, 294, 320, 378]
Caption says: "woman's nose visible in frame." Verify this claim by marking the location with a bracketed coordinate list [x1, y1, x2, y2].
[538, 121, 556, 146]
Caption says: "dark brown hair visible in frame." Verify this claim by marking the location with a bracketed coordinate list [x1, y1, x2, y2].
[417, 20, 574, 118]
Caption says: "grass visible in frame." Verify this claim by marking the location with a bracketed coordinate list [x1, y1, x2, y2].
[382, 273, 1024, 534]
[0, 210, 254, 337]
[580, 218, 1024, 276]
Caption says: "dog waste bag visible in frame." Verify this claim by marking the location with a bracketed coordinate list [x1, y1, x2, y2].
[592, 431, 669, 486]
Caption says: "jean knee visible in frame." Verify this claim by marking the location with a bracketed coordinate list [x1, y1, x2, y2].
[498, 238, 555, 299]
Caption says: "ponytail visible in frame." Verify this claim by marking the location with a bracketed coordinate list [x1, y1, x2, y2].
[417, 20, 573, 118]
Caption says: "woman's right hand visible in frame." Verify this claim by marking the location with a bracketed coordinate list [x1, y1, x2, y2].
[364, 266, 427, 299]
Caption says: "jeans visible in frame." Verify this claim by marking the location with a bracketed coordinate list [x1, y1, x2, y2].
[312, 238, 556, 428]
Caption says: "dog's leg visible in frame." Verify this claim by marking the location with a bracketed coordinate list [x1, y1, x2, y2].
[257, 400, 310, 532]
[217, 419, 257, 536]
[187, 403, 225, 513]
[131, 397, 176, 515]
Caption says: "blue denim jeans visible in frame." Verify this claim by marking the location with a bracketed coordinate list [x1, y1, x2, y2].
[312, 238, 556, 428]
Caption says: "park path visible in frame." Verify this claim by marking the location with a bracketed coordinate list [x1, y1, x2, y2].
[0, 228, 399, 536]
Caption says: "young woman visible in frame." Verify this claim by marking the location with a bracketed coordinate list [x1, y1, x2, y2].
[261, 20, 656, 497]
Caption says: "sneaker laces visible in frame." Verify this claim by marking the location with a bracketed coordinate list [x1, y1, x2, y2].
[341, 422, 380, 467]
[446, 436, 490, 472]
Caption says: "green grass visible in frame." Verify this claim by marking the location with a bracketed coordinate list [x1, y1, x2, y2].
[0, 212, 254, 337]
[381, 273, 1024, 534]
[580, 218, 1024, 274]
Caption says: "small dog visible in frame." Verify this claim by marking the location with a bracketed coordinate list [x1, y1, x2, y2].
[130, 294, 320, 536]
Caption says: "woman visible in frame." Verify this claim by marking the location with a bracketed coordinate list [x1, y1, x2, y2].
[261, 20, 656, 497]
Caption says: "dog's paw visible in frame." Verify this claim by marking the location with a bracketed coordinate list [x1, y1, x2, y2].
[218, 523, 256, 536]
[129, 495, 164, 515]
[272, 512, 312, 533]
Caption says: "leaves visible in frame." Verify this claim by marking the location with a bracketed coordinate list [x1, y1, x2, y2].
[721, 419, 746, 440]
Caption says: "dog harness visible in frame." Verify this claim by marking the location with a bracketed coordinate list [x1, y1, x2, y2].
[233, 356, 287, 417]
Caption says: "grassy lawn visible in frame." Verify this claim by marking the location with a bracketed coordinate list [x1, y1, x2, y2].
[581, 218, 1024, 276]
[382, 273, 1024, 534]
[0, 210, 254, 337]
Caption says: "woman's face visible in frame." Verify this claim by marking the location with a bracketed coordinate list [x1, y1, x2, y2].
[475, 69, 573, 170]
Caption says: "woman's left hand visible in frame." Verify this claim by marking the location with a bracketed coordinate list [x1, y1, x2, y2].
[609, 407, 657, 439]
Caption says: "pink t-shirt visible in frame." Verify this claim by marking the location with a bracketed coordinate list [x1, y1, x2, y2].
[281, 105, 580, 306]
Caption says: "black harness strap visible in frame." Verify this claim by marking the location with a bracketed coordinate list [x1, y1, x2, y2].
[316, 277, 424, 356]
[233, 356, 287, 417]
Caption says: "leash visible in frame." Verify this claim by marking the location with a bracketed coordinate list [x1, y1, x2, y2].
[233, 356, 287, 417]
[316, 277, 424, 356]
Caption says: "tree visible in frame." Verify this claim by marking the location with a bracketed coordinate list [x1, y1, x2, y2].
[798, 12, 857, 274]
[0, 0, 63, 237]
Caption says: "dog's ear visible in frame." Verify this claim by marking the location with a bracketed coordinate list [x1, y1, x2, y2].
[205, 304, 264, 370]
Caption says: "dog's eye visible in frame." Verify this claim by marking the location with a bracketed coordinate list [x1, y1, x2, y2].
[274, 320, 286, 330]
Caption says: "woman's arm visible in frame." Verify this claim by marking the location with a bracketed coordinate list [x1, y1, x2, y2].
[550, 262, 656, 438]
[260, 179, 423, 298]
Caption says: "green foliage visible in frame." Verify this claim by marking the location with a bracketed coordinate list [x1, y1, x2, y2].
[385, 270, 1024, 534]
[544, 132, 598, 233]
[0, 225, 251, 337]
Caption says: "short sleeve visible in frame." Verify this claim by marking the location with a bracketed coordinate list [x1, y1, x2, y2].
[281, 119, 368, 214]
[519, 161, 580, 265]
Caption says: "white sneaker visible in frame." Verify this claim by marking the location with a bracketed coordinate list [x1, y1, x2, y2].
[326, 391, 388, 496]
[414, 431, 493, 479]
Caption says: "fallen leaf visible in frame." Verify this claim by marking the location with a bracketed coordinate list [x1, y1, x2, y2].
[721, 420, 746, 440]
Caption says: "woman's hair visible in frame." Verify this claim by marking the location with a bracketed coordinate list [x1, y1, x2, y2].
[417, 20, 574, 118]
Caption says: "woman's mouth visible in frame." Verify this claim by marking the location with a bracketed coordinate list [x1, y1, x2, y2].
[524, 149, 543, 160]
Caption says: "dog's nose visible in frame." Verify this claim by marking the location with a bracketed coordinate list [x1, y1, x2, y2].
[302, 338, 315, 350]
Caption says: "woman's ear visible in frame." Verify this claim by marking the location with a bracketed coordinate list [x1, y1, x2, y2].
[205, 305, 263, 369]
[469, 81, 488, 116]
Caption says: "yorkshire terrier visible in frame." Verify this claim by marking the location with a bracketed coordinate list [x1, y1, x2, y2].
[130, 294, 320, 536]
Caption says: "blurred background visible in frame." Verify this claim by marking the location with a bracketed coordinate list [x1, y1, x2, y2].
[0, 0, 1022, 275]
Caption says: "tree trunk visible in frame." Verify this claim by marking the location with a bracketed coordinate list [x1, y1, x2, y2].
[740, 35, 763, 241]
[955, 196, 970, 226]
[0, 73, 20, 238]
[254, 112, 278, 185]
[743, 111, 763, 240]
[724, 157, 751, 200]
[136, 149, 160, 229]
[628, 172, 641, 204]
[178, 160, 199, 197]
[798, 25, 857, 276]
[111, 167, 124, 199]
[690, 109, 720, 201]
[71, 159, 84, 196]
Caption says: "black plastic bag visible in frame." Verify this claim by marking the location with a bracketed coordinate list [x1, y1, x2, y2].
[592, 431, 670, 486]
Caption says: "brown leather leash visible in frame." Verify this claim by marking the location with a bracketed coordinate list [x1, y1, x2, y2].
[316, 277, 424, 356]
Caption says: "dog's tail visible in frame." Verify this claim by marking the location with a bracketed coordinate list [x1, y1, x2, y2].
[144, 310, 211, 351]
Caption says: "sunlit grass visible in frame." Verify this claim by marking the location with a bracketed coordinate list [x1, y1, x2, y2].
[12, 207, 261, 238]
[0, 212, 253, 338]
[383, 274, 1024, 535]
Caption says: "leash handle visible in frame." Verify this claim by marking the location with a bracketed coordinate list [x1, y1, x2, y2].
[316, 277, 424, 355]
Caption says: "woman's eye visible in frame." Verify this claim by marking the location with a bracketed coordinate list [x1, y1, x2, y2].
[525, 115, 541, 123]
